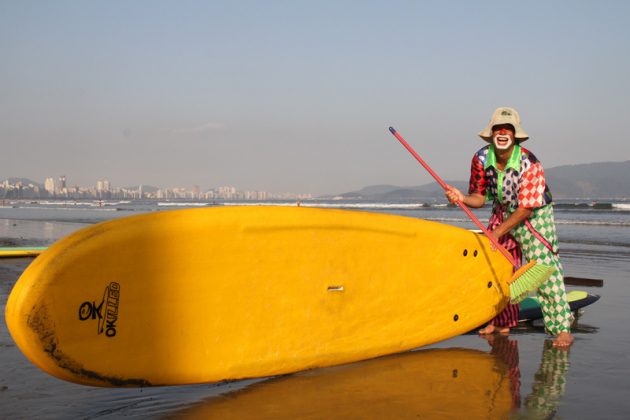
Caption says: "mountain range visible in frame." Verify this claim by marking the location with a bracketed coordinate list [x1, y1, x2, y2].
[335, 161, 630, 200]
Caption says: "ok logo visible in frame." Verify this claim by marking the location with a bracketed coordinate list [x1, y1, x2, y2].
[78, 300, 104, 321]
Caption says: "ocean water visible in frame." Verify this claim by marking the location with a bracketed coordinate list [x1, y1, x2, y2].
[1, 199, 629, 418]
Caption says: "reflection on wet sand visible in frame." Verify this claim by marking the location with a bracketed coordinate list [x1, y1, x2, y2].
[483, 334, 572, 419]
[483, 334, 522, 410]
[524, 340, 571, 419]
[168, 348, 513, 419]
[169, 337, 574, 419]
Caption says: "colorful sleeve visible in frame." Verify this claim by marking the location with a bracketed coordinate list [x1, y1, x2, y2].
[519, 162, 547, 208]
[468, 154, 486, 196]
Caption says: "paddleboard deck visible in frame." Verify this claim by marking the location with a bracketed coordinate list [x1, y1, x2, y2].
[518, 290, 600, 322]
[6, 206, 514, 387]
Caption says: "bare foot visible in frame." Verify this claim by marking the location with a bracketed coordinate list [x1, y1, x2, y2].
[496, 327, 510, 335]
[478, 325, 510, 335]
[479, 324, 495, 335]
[552, 331, 574, 349]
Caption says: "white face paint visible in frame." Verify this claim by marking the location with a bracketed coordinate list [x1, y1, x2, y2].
[492, 133, 513, 150]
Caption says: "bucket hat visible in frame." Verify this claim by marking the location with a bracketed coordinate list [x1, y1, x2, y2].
[478, 107, 529, 142]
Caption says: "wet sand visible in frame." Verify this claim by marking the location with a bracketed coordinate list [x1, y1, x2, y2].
[2, 223, 629, 418]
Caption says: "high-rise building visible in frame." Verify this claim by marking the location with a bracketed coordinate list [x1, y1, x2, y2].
[96, 180, 111, 192]
[217, 186, 236, 199]
[44, 178, 55, 195]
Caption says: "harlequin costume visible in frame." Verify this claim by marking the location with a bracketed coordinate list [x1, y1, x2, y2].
[470, 107, 573, 335]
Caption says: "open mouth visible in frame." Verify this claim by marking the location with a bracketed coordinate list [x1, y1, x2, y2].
[493, 134, 513, 150]
[495, 136, 510, 146]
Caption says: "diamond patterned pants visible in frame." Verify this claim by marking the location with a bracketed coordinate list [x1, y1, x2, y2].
[512, 205, 573, 335]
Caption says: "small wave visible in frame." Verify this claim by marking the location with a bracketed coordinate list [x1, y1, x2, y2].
[221, 202, 449, 210]
[425, 217, 483, 223]
[10, 200, 130, 209]
[10, 206, 119, 212]
[555, 219, 630, 227]
[561, 239, 630, 249]
[308, 203, 428, 210]
[427, 216, 630, 228]
[35, 200, 128, 207]
[555, 202, 630, 211]
[100, 200, 131, 206]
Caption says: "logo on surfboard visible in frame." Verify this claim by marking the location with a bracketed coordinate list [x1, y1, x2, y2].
[78, 282, 121, 337]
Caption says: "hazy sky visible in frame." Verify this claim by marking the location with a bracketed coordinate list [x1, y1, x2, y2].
[2, 1, 629, 195]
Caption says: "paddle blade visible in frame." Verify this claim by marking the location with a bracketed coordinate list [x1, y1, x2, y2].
[564, 276, 604, 287]
[508, 261, 555, 304]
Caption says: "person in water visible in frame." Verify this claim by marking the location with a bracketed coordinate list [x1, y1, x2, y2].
[445, 107, 574, 348]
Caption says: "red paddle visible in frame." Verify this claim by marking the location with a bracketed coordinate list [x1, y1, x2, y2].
[388, 126, 517, 266]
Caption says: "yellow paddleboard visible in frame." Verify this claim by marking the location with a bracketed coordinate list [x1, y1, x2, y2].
[171, 348, 514, 419]
[6, 206, 513, 387]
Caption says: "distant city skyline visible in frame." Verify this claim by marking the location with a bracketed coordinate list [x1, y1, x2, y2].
[1, 175, 313, 201]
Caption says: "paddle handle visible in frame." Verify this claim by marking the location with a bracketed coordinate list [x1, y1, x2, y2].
[388, 127, 517, 267]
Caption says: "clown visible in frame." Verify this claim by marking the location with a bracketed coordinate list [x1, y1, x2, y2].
[445, 107, 574, 348]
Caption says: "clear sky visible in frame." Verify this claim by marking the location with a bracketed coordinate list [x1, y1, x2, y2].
[1, 0, 629, 196]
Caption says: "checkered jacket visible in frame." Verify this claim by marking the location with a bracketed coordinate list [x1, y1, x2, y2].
[468, 144, 553, 213]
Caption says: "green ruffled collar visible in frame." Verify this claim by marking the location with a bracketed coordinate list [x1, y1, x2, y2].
[485, 144, 521, 171]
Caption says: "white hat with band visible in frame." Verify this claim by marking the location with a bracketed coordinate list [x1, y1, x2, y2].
[478, 107, 529, 142]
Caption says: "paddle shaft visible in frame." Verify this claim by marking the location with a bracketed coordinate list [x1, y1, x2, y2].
[388, 127, 517, 266]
